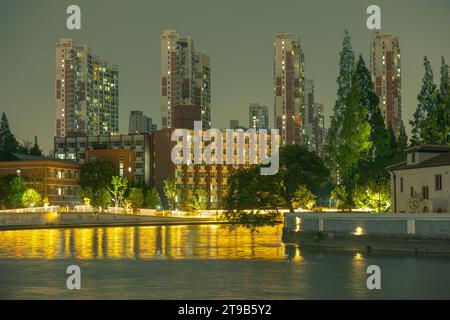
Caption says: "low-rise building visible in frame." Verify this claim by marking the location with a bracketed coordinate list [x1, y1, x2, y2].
[0, 155, 81, 205]
[152, 128, 276, 209]
[85, 149, 135, 182]
[387, 145, 450, 213]
[54, 134, 152, 185]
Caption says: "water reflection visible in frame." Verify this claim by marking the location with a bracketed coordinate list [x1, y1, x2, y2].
[0, 225, 289, 260]
[1, 225, 449, 299]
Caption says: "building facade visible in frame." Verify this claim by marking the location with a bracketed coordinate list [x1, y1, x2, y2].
[249, 103, 269, 130]
[172, 105, 202, 130]
[312, 102, 325, 155]
[388, 145, 450, 213]
[370, 32, 402, 137]
[54, 134, 152, 185]
[85, 149, 135, 182]
[303, 79, 314, 149]
[55, 38, 119, 138]
[0, 158, 81, 206]
[160, 29, 211, 130]
[152, 128, 277, 209]
[274, 32, 305, 145]
[194, 52, 211, 129]
[128, 111, 157, 134]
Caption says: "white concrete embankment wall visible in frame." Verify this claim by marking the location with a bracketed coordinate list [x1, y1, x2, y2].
[284, 212, 450, 237]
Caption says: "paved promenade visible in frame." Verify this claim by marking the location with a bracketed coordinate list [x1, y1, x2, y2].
[0, 212, 222, 230]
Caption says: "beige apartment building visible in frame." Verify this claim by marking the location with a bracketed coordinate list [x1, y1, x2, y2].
[153, 128, 277, 209]
[273, 32, 305, 145]
[55, 38, 119, 137]
[388, 145, 450, 213]
[160, 29, 211, 130]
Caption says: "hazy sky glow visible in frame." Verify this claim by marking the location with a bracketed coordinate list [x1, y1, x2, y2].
[0, 0, 449, 153]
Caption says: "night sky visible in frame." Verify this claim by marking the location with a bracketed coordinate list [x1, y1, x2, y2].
[1, 0, 449, 153]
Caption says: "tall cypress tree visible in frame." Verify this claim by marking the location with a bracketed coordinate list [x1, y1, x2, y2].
[29, 142, 43, 156]
[437, 57, 450, 144]
[337, 74, 372, 205]
[324, 30, 356, 177]
[0, 113, 19, 161]
[356, 55, 390, 161]
[335, 30, 356, 115]
[355, 55, 391, 178]
[394, 121, 409, 162]
[410, 57, 438, 145]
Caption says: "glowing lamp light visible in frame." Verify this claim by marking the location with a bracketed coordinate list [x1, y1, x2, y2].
[354, 227, 364, 236]
[354, 253, 363, 260]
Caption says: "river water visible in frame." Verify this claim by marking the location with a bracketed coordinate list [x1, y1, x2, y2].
[0, 224, 449, 299]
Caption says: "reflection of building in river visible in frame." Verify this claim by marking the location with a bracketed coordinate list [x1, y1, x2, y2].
[0, 225, 285, 260]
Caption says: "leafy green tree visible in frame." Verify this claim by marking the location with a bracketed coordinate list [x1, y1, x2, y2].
[276, 145, 329, 212]
[0, 174, 16, 209]
[92, 188, 110, 212]
[191, 186, 208, 211]
[392, 122, 409, 163]
[410, 57, 439, 145]
[29, 141, 43, 156]
[324, 115, 340, 178]
[22, 188, 42, 208]
[79, 159, 116, 191]
[224, 166, 280, 211]
[223, 166, 281, 229]
[395, 122, 408, 162]
[16, 139, 41, 156]
[353, 179, 391, 213]
[0, 113, 19, 161]
[336, 30, 356, 111]
[128, 188, 144, 213]
[108, 176, 128, 208]
[17, 140, 32, 155]
[163, 178, 177, 210]
[331, 185, 349, 211]
[178, 185, 192, 211]
[225, 145, 328, 213]
[80, 187, 94, 205]
[6, 176, 26, 208]
[330, 74, 372, 207]
[292, 185, 317, 210]
[355, 55, 391, 182]
[325, 30, 356, 177]
[437, 57, 450, 144]
[144, 188, 162, 209]
[325, 32, 372, 205]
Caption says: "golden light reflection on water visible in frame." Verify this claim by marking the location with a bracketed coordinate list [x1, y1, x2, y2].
[0, 224, 293, 260]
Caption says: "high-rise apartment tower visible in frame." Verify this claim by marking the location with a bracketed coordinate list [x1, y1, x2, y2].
[249, 103, 269, 130]
[55, 38, 119, 138]
[370, 31, 402, 137]
[160, 29, 211, 130]
[273, 32, 305, 145]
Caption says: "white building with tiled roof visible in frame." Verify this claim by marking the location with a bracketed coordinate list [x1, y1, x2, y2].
[387, 145, 450, 213]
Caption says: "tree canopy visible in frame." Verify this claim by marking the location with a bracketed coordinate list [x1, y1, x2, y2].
[79, 158, 117, 191]
[0, 113, 19, 161]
